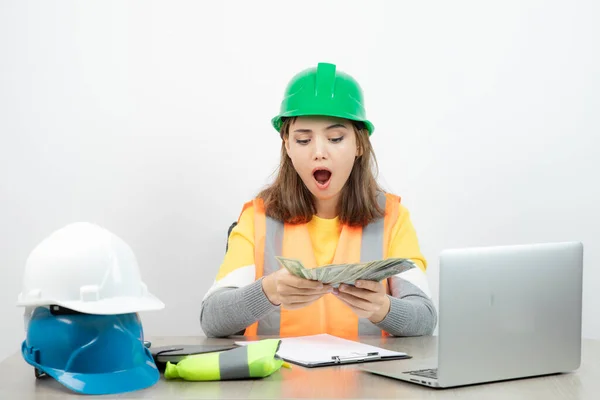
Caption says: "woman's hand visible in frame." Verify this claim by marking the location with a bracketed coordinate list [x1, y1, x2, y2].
[333, 280, 391, 323]
[262, 269, 332, 310]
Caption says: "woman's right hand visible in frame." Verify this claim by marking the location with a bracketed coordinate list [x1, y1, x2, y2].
[262, 268, 332, 309]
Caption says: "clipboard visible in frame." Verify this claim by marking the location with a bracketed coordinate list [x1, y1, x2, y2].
[235, 333, 411, 368]
[294, 352, 411, 368]
[289, 350, 411, 368]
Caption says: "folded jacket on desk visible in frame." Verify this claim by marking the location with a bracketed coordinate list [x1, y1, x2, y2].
[163, 339, 284, 381]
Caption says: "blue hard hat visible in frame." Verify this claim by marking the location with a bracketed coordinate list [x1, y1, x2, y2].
[21, 306, 159, 395]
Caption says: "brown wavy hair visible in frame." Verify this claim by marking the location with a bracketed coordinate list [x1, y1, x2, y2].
[257, 117, 385, 227]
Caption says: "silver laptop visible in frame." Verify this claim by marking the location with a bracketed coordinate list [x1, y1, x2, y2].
[362, 241, 583, 388]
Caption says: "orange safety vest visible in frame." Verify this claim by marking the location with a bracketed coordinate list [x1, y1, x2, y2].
[242, 192, 401, 338]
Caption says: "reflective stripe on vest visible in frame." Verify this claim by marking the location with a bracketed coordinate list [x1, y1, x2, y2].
[247, 192, 400, 338]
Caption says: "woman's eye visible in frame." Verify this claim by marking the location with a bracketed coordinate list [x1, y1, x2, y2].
[296, 139, 310, 145]
[330, 137, 343, 143]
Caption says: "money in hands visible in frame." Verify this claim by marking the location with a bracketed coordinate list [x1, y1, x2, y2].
[275, 256, 417, 287]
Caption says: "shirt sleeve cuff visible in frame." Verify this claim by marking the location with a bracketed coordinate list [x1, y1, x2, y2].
[241, 277, 280, 320]
[374, 295, 412, 333]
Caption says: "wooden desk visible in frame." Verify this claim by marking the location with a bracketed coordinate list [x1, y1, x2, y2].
[2, 335, 598, 399]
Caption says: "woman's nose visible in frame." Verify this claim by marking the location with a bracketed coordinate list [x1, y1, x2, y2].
[312, 136, 328, 160]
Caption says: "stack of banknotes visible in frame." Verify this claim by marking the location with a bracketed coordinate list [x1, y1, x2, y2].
[275, 256, 416, 287]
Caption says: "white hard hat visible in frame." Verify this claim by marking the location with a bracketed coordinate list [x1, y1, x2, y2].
[16, 222, 164, 315]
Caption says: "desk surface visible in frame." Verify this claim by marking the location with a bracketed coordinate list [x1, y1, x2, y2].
[2, 335, 598, 399]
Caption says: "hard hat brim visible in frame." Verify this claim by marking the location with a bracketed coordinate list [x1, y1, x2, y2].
[22, 341, 160, 395]
[271, 113, 374, 136]
[16, 292, 165, 315]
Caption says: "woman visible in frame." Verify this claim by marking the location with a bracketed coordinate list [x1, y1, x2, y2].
[200, 62, 437, 338]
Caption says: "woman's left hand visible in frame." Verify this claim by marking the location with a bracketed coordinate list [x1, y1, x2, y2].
[333, 280, 391, 323]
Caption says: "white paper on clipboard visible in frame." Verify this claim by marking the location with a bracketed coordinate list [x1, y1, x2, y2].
[235, 333, 409, 367]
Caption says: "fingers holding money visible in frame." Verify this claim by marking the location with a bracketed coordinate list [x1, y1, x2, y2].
[277, 282, 332, 309]
[262, 268, 333, 310]
[277, 273, 333, 310]
[277, 273, 332, 295]
[333, 281, 390, 322]
[353, 280, 382, 292]
[279, 273, 328, 290]
[334, 282, 383, 302]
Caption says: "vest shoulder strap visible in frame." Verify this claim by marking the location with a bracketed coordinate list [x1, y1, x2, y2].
[238, 198, 266, 222]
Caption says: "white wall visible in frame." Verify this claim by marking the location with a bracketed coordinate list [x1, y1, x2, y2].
[1, 0, 598, 363]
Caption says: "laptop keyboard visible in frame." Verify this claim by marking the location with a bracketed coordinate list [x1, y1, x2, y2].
[404, 368, 438, 379]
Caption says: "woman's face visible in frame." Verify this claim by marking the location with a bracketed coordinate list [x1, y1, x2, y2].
[285, 116, 360, 202]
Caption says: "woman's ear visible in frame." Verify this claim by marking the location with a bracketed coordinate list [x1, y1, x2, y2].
[355, 136, 364, 157]
[356, 144, 363, 157]
[284, 137, 291, 157]
[354, 126, 365, 157]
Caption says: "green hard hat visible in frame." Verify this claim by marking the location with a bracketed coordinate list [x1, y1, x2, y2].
[271, 62, 375, 135]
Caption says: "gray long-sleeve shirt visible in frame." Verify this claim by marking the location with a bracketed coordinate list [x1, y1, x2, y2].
[200, 276, 437, 337]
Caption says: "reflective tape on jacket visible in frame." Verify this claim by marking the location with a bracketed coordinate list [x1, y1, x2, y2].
[218, 346, 250, 380]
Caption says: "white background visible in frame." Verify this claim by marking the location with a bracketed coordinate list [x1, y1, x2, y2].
[1, 0, 598, 363]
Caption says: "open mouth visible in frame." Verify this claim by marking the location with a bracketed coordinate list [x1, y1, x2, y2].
[312, 167, 332, 189]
